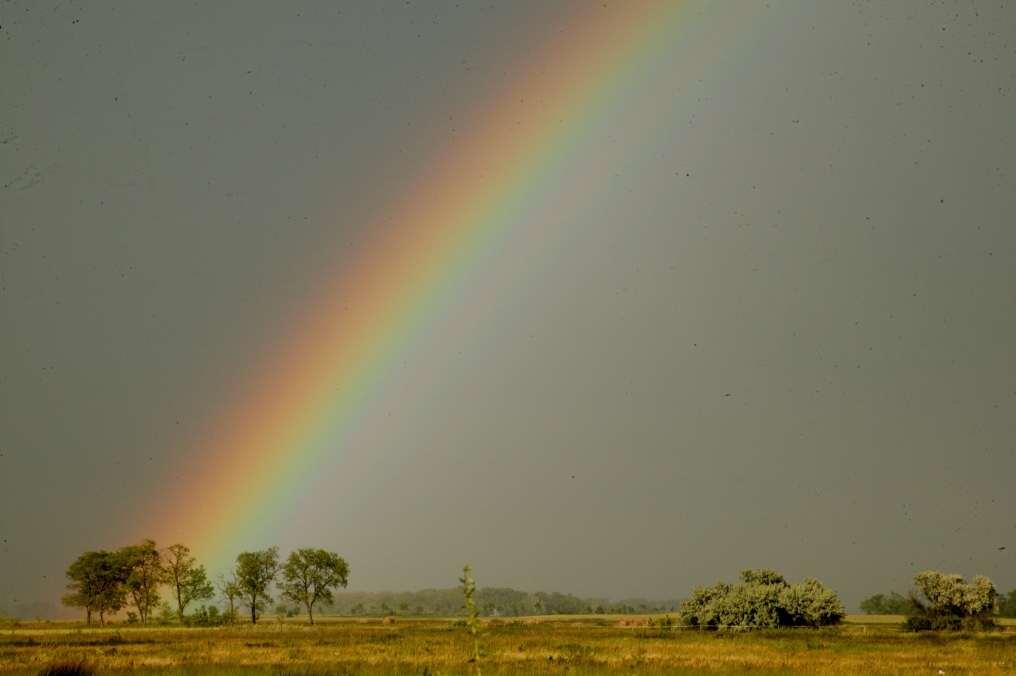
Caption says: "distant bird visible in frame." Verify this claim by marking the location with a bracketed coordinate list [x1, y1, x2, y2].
[570, 475, 575, 479]
[999, 546, 1006, 551]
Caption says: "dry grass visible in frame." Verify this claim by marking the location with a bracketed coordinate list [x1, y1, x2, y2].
[2, 615, 1016, 674]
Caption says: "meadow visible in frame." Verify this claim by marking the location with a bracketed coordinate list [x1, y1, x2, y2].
[3, 615, 1016, 674]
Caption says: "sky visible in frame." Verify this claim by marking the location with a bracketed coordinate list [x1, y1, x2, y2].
[1, 0, 1015, 618]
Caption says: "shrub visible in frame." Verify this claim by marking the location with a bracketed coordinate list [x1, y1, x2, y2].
[779, 578, 847, 626]
[905, 571, 997, 632]
[680, 569, 844, 629]
[187, 605, 228, 627]
[154, 602, 176, 626]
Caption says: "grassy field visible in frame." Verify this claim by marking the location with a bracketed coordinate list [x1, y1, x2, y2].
[3, 615, 1016, 674]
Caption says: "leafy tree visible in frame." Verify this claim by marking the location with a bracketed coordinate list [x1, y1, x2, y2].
[279, 548, 349, 625]
[905, 570, 997, 631]
[61, 589, 93, 625]
[215, 573, 241, 623]
[680, 568, 844, 629]
[234, 547, 280, 624]
[459, 565, 480, 662]
[62, 550, 129, 625]
[164, 544, 214, 621]
[120, 540, 165, 624]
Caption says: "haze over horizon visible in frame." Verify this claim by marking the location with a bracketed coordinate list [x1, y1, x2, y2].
[2, 0, 1015, 619]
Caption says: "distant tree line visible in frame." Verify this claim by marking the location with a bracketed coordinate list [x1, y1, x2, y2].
[321, 588, 678, 617]
[859, 591, 914, 615]
[62, 543, 348, 626]
[1000, 589, 1016, 618]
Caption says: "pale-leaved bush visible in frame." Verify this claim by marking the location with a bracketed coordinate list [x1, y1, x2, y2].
[680, 569, 844, 629]
[906, 570, 996, 631]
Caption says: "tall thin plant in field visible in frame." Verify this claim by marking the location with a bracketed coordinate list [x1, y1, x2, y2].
[459, 564, 480, 663]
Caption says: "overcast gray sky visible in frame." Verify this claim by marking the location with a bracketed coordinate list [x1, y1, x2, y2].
[2, 0, 1015, 617]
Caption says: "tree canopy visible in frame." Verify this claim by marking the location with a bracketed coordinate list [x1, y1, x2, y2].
[165, 544, 214, 621]
[121, 539, 165, 624]
[235, 547, 281, 624]
[62, 550, 130, 625]
[280, 548, 349, 625]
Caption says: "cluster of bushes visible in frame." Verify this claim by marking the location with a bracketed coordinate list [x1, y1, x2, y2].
[862, 571, 1010, 631]
[678, 568, 1009, 633]
[63, 542, 348, 626]
[679, 569, 845, 629]
[904, 571, 997, 631]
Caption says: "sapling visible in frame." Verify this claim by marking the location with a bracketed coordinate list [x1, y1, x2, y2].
[459, 564, 480, 662]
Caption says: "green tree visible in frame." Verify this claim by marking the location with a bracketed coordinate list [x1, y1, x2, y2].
[279, 548, 349, 625]
[120, 540, 165, 624]
[215, 573, 241, 623]
[62, 550, 129, 625]
[234, 547, 280, 624]
[164, 544, 214, 621]
[459, 564, 480, 662]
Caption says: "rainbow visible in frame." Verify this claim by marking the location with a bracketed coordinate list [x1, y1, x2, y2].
[146, 1, 698, 570]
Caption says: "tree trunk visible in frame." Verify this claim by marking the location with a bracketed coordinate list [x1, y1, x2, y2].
[307, 602, 314, 625]
[86, 608, 92, 625]
[251, 595, 257, 624]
